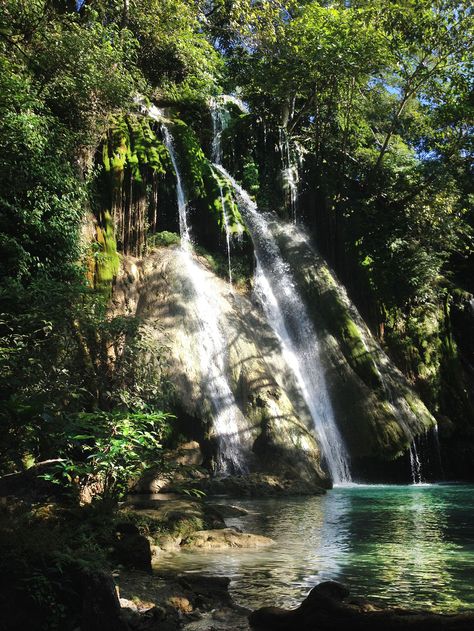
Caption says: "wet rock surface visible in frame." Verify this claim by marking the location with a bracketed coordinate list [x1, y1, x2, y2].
[113, 250, 327, 486]
[117, 570, 250, 631]
[186, 473, 327, 497]
[181, 527, 274, 550]
[118, 496, 270, 552]
[248, 581, 474, 631]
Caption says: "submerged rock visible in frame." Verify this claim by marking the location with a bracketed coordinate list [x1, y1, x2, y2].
[181, 527, 274, 549]
[206, 503, 249, 517]
[249, 581, 474, 630]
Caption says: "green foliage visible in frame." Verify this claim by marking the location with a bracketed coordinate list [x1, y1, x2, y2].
[45, 410, 172, 501]
[0, 278, 172, 476]
[0, 500, 124, 631]
[147, 231, 181, 247]
[126, 0, 222, 103]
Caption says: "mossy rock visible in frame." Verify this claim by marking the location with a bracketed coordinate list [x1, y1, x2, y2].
[167, 117, 246, 237]
[270, 221, 436, 462]
[95, 211, 120, 290]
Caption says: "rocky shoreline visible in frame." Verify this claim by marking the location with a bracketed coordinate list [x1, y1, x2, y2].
[2, 466, 474, 631]
[114, 571, 474, 631]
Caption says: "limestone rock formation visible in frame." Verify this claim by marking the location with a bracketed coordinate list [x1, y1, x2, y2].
[271, 220, 436, 469]
[113, 247, 328, 486]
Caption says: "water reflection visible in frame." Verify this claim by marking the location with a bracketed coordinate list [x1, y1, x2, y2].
[157, 485, 474, 612]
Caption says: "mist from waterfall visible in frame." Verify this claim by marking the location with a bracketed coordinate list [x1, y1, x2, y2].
[148, 105, 248, 474]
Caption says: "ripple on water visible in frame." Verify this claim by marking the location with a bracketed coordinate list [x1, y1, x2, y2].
[158, 485, 474, 613]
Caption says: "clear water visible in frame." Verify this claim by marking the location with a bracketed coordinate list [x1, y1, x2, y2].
[158, 485, 474, 613]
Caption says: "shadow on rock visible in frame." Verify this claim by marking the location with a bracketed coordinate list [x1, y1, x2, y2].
[249, 581, 474, 631]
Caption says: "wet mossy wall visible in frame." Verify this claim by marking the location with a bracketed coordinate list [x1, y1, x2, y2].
[100, 114, 177, 258]
[271, 224, 436, 468]
[93, 109, 255, 289]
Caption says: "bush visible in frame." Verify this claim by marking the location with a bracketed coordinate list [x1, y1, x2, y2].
[43, 410, 173, 502]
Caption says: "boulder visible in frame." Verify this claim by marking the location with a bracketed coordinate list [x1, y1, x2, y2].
[80, 570, 129, 631]
[0, 460, 68, 504]
[118, 498, 225, 550]
[113, 523, 152, 573]
[207, 503, 249, 517]
[181, 527, 274, 549]
[131, 441, 205, 495]
[249, 581, 474, 630]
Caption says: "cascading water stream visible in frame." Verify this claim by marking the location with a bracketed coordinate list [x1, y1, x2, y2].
[210, 98, 350, 483]
[213, 163, 351, 484]
[148, 106, 248, 474]
[210, 97, 248, 287]
[410, 442, 424, 485]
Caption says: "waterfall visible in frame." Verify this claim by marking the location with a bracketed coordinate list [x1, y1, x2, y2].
[409, 441, 424, 485]
[214, 164, 351, 484]
[278, 127, 304, 222]
[409, 426, 444, 484]
[210, 97, 248, 286]
[148, 106, 248, 474]
[209, 97, 350, 484]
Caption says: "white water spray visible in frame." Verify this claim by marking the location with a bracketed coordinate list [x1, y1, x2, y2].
[148, 106, 248, 474]
[214, 163, 351, 484]
[410, 441, 424, 485]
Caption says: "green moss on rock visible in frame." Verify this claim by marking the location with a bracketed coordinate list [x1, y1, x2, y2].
[169, 118, 246, 236]
[95, 211, 120, 290]
[102, 115, 169, 180]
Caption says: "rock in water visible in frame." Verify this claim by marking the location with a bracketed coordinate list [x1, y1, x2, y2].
[248, 581, 474, 630]
[181, 528, 274, 550]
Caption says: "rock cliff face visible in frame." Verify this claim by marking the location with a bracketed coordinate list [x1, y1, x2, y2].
[270, 220, 436, 473]
[112, 232, 437, 484]
[112, 246, 328, 486]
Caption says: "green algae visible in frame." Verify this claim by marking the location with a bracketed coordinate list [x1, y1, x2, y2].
[95, 211, 120, 290]
[169, 118, 246, 236]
